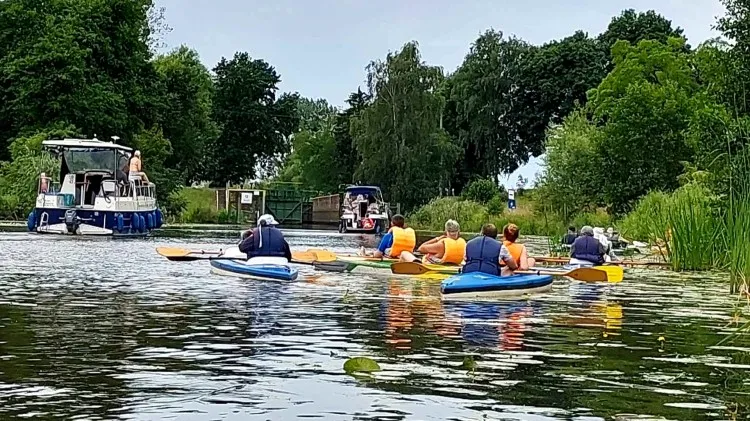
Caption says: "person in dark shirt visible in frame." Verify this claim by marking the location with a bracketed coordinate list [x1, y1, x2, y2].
[562, 226, 577, 245]
[238, 214, 292, 261]
[570, 225, 606, 266]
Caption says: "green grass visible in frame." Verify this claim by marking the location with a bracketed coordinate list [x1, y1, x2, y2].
[407, 196, 612, 237]
[173, 187, 233, 224]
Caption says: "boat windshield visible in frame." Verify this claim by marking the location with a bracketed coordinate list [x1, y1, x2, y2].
[63, 149, 119, 173]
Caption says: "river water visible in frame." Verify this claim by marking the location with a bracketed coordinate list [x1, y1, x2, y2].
[0, 228, 748, 420]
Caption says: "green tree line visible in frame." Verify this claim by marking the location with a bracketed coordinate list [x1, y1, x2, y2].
[0, 0, 745, 221]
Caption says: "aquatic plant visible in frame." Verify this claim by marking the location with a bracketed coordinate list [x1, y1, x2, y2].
[668, 183, 720, 271]
[343, 357, 381, 374]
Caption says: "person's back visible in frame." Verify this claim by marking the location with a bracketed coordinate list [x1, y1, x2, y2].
[239, 215, 292, 261]
[129, 155, 141, 173]
[570, 226, 604, 265]
[463, 235, 503, 275]
[463, 224, 516, 275]
[374, 214, 415, 258]
[562, 226, 577, 245]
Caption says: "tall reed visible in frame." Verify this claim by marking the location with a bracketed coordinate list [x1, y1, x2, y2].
[668, 184, 719, 271]
[723, 146, 750, 293]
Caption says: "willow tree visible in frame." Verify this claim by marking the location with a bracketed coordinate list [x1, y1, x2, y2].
[351, 42, 458, 211]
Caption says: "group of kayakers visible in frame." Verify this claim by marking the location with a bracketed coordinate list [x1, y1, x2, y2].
[361, 214, 538, 276]
[237, 213, 611, 273]
[563, 225, 628, 264]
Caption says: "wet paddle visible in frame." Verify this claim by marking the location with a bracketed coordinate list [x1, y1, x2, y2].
[392, 261, 618, 283]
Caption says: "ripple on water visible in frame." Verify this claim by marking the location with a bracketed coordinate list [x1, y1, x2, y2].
[0, 232, 746, 420]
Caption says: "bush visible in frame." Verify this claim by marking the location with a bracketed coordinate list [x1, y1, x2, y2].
[408, 197, 488, 232]
[462, 178, 502, 204]
[486, 195, 504, 215]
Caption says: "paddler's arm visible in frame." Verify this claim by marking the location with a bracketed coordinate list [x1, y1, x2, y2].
[238, 231, 254, 254]
[518, 245, 530, 270]
[373, 231, 393, 258]
[417, 235, 445, 255]
[499, 245, 518, 270]
[283, 240, 292, 261]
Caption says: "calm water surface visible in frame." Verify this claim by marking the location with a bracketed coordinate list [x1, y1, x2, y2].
[0, 229, 748, 420]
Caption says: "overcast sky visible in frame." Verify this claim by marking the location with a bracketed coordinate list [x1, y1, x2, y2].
[155, 0, 728, 187]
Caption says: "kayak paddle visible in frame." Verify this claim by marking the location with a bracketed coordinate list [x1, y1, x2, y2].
[515, 267, 616, 283]
[156, 247, 223, 261]
[390, 261, 460, 276]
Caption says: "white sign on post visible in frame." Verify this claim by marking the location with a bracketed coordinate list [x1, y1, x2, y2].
[241, 192, 253, 204]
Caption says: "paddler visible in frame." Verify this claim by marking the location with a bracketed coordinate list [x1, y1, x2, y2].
[400, 219, 466, 265]
[569, 225, 606, 266]
[501, 223, 535, 274]
[369, 214, 416, 259]
[463, 223, 518, 276]
[239, 214, 292, 261]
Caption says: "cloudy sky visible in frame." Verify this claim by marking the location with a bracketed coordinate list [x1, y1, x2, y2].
[155, 0, 728, 187]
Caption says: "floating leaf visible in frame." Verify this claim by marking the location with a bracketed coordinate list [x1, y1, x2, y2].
[344, 357, 381, 374]
[461, 355, 477, 371]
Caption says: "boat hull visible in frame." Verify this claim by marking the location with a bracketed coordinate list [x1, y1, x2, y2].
[441, 272, 554, 299]
[28, 207, 162, 237]
[209, 259, 299, 281]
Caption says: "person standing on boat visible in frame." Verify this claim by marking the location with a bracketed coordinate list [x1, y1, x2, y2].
[366, 214, 416, 259]
[569, 225, 606, 266]
[400, 219, 466, 265]
[129, 150, 150, 183]
[463, 223, 518, 276]
[239, 214, 292, 261]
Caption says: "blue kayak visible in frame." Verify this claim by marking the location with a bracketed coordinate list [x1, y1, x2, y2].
[441, 272, 553, 298]
[209, 259, 299, 281]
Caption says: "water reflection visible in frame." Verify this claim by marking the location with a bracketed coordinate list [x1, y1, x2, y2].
[0, 231, 747, 420]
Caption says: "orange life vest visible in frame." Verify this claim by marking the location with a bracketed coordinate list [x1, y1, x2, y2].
[439, 237, 466, 264]
[388, 226, 416, 258]
[501, 240, 524, 266]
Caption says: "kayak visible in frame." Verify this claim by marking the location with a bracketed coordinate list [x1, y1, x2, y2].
[210, 257, 299, 281]
[441, 272, 553, 299]
[335, 256, 461, 276]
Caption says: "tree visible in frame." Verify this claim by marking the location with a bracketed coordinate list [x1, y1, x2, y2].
[208, 52, 300, 185]
[587, 38, 699, 213]
[295, 97, 338, 132]
[715, 0, 750, 114]
[516, 30, 608, 158]
[334, 89, 371, 186]
[0, 0, 163, 159]
[599, 9, 688, 56]
[445, 30, 535, 190]
[536, 111, 605, 218]
[154, 46, 219, 184]
[351, 41, 459, 211]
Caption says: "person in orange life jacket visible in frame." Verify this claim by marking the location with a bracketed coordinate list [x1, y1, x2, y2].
[500, 223, 535, 275]
[238, 214, 292, 261]
[400, 219, 466, 264]
[370, 214, 416, 259]
[462, 224, 518, 276]
[569, 225, 606, 266]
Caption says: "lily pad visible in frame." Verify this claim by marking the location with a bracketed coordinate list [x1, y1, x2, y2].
[344, 357, 381, 374]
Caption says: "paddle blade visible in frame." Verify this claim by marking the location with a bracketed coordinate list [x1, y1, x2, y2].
[156, 247, 193, 258]
[390, 262, 433, 275]
[312, 261, 352, 273]
[292, 251, 319, 264]
[306, 249, 338, 262]
[598, 265, 624, 283]
[566, 268, 609, 282]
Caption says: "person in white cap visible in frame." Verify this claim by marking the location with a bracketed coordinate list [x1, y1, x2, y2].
[128, 150, 149, 183]
[239, 214, 292, 261]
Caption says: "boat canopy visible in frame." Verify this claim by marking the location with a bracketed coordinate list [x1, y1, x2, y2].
[42, 138, 132, 153]
[345, 185, 382, 196]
